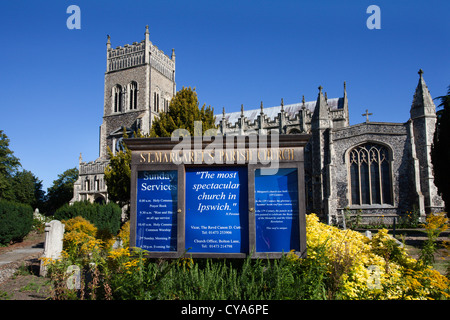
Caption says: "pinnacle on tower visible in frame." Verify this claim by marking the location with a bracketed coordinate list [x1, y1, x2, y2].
[411, 69, 436, 119]
[145, 25, 150, 43]
[312, 85, 329, 122]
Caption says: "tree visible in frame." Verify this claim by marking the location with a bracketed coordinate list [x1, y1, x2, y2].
[104, 142, 131, 209]
[0, 131, 45, 210]
[4, 170, 45, 210]
[431, 85, 450, 213]
[150, 87, 216, 137]
[0, 130, 20, 199]
[45, 167, 79, 214]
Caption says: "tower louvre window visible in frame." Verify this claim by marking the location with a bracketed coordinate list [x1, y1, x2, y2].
[129, 81, 138, 110]
[112, 85, 123, 113]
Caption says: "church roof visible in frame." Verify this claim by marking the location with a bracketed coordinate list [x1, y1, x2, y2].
[215, 97, 344, 125]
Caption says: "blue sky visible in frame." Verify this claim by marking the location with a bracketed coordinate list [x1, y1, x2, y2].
[0, 0, 449, 191]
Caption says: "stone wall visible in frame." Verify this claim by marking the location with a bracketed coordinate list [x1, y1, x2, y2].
[331, 122, 416, 221]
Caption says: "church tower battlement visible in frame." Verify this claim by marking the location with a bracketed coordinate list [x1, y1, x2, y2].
[100, 26, 176, 159]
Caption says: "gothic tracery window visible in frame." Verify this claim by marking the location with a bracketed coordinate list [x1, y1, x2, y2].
[349, 143, 393, 205]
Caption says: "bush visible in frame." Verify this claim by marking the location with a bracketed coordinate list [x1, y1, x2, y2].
[55, 201, 122, 236]
[44, 213, 450, 300]
[61, 216, 103, 264]
[0, 199, 33, 244]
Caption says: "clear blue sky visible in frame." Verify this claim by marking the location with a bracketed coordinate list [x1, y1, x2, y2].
[0, 0, 449, 191]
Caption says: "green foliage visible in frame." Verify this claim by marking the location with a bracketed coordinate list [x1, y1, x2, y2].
[104, 143, 131, 209]
[0, 130, 46, 212]
[419, 212, 448, 266]
[2, 170, 45, 210]
[0, 130, 21, 200]
[106, 253, 328, 300]
[432, 85, 450, 212]
[45, 168, 79, 214]
[0, 199, 33, 244]
[54, 201, 122, 235]
[44, 213, 450, 300]
[150, 87, 216, 137]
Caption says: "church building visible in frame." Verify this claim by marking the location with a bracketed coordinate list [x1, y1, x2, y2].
[216, 69, 444, 224]
[72, 27, 444, 224]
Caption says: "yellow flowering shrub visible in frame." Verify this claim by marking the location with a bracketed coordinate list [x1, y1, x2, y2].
[305, 213, 450, 300]
[422, 212, 448, 236]
[107, 247, 145, 275]
[117, 221, 130, 248]
[62, 216, 104, 263]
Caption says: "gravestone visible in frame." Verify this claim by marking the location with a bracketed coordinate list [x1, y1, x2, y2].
[39, 220, 65, 276]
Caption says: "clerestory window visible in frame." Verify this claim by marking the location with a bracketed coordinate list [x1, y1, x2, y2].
[349, 143, 393, 205]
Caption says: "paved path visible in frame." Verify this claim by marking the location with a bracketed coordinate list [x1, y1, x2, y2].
[0, 242, 44, 266]
[0, 241, 44, 284]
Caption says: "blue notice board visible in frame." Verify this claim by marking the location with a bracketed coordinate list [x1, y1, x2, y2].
[136, 170, 178, 252]
[254, 168, 300, 252]
[185, 167, 248, 253]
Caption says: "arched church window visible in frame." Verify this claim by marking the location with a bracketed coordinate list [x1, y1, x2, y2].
[349, 143, 393, 205]
[129, 81, 138, 110]
[112, 85, 123, 113]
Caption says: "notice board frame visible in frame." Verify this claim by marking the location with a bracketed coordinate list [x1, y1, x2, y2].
[127, 134, 310, 259]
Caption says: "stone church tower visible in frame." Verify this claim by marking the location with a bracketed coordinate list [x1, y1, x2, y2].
[71, 26, 176, 204]
[100, 25, 176, 158]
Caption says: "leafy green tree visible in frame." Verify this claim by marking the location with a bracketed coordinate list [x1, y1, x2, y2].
[45, 167, 79, 214]
[0, 131, 45, 210]
[150, 87, 216, 137]
[104, 143, 131, 209]
[4, 170, 45, 210]
[431, 85, 450, 213]
[104, 129, 150, 213]
[0, 130, 21, 199]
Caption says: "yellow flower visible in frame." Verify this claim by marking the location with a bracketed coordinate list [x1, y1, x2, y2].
[108, 247, 130, 260]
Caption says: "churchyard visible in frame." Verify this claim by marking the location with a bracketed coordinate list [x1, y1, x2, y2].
[0, 210, 448, 300]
